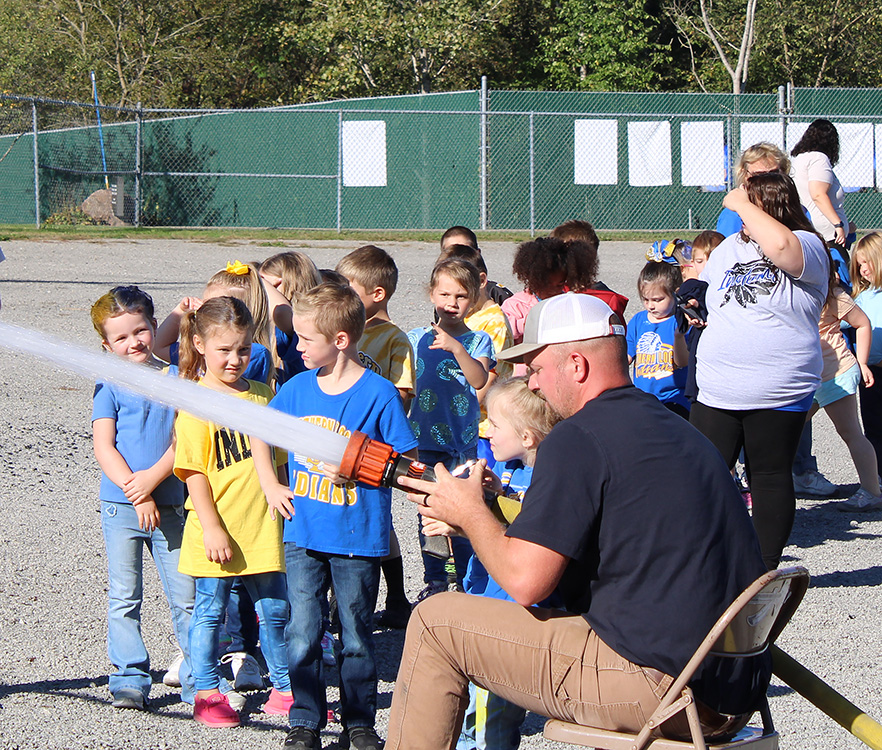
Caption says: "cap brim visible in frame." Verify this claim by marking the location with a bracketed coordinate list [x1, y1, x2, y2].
[496, 341, 546, 364]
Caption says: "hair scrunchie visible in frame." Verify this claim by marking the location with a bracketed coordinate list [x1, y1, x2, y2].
[646, 239, 692, 265]
[225, 260, 250, 276]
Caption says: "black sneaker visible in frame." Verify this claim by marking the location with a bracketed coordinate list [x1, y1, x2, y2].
[284, 726, 320, 749]
[375, 599, 411, 629]
[342, 726, 384, 750]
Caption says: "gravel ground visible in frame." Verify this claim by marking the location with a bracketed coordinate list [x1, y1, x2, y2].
[0, 237, 879, 750]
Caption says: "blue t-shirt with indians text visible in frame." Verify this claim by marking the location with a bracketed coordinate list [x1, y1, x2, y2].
[91, 365, 184, 506]
[626, 311, 690, 411]
[269, 368, 417, 556]
[407, 326, 496, 457]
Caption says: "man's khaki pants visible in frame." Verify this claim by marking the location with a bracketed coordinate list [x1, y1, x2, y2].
[386, 592, 678, 750]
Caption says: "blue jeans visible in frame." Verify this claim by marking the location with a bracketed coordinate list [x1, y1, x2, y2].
[285, 544, 380, 730]
[220, 579, 259, 655]
[420, 450, 475, 587]
[101, 500, 194, 702]
[190, 572, 290, 692]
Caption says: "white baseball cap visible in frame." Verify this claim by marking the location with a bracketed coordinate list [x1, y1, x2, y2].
[498, 292, 625, 364]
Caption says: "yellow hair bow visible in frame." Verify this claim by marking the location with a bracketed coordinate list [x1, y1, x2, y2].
[225, 260, 250, 276]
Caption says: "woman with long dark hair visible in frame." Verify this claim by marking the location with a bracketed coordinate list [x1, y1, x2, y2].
[691, 172, 830, 569]
[791, 118, 852, 248]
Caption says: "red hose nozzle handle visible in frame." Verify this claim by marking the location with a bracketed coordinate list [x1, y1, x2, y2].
[339, 430, 397, 487]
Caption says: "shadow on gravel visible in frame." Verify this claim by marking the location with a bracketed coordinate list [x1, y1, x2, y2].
[767, 684, 796, 697]
[806, 565, 882, 588]
[787, 501, 882, 551]
[0, 675, 108, 701]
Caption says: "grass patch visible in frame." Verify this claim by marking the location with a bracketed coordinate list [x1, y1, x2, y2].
[0, 223, 691, 244]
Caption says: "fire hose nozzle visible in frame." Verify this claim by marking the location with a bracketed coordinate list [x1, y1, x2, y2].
[338, 431, 449, 558]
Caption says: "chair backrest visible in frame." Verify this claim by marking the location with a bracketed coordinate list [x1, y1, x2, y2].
[707, 566, 809, 658]
[663, 567, 809, 701]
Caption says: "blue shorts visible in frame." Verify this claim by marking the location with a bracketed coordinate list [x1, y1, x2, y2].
[814, 362, 861, 408]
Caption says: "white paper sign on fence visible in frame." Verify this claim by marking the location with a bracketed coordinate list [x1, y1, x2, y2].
[342, 120, 387, 187]
[628, 121, 671, 186]
[681, 121, 725, 187]
[574, 120, 618, 185]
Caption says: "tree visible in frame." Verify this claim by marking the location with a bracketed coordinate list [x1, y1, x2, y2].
[541, 0, 670, 91]
[665, 0, 758, 93]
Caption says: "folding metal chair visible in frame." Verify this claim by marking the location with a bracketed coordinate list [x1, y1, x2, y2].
[544, 566, 810, 750]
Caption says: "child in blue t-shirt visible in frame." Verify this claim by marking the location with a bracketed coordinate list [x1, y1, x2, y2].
[627, 259, 690, 418]
[252, 283, 417, 750]
[89, 286, 195, 710]
[423, 378, 560, 750]
[407, 258, 495, 598]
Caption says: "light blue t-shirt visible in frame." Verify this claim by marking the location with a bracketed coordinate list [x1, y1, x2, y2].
[270, 368, 417, 556]
[855, 288, 882, 366]
[168, 340, 272, 384]
[626, 311, 690, 410]
[407, 326, 496, 457]
[91, 366, 184, 506]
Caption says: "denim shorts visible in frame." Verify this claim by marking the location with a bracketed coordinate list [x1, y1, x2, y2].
[814, 362, 861, 408]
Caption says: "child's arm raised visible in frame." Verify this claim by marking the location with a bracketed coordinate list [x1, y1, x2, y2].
[252, 437, 295, 520]
[844, 304, 876, 388]
[154, 296, 201, 362]
[261, 275, 294, 335]
[178, 469, 233, 564]
[429, 324, 489, 390]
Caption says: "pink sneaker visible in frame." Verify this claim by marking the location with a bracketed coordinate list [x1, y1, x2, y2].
[194, 692, 240, 727]
[262, 688, 294, 715]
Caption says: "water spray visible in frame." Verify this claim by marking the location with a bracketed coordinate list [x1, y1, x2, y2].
[0, 322, 452, 556]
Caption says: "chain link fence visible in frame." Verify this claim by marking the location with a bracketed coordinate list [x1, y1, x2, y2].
[2, 88, 882, 231]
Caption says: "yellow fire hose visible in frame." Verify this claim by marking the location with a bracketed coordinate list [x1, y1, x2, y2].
[772, 645, 882, 749]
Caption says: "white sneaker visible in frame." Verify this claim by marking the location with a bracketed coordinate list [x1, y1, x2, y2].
[838, 488, 882, 512]
[219, 678, 247, 710]
[220, 651, 264, 692]
[162, 649, 184, 687]
[792, 469, 837, 498]
[321, 632, 337, 667]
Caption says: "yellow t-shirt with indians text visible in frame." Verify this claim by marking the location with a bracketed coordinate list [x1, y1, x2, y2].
[174, 380, 284, 577]
[466, 303, 514, 438]
[357, 320, 415, 398]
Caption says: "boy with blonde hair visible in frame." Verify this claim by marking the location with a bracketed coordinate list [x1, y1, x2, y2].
[335, 245, 415, 408]
[336, 245, 416, 629]
[252, 284, 418, 750]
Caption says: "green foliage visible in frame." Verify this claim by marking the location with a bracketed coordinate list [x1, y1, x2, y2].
[541, 0, 670, 91]
[43, 207, 102, 226]
[1, 0, 882, 104]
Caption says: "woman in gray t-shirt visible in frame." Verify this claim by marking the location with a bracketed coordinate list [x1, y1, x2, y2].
[691, 172, 829, 570]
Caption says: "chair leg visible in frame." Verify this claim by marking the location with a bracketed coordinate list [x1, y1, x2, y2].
[759, 696, 775, 735]
[684, 700, 707, 750]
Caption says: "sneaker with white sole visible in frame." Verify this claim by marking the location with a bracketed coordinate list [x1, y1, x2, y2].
[838, 488, 882, 512]
[163, 650, 184, 687]
[221, 651, 264, 691]
[793, 469, 838, 498]
[321, 632, 337, 666]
